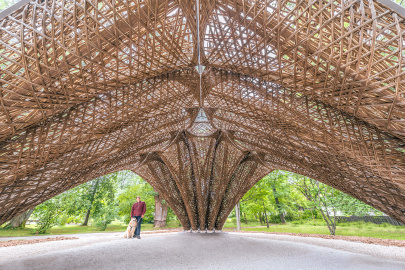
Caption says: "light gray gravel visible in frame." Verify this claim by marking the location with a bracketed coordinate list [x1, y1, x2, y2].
[1, 232, 404, 270]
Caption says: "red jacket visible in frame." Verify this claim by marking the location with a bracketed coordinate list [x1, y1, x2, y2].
[131, 201, 146, 217]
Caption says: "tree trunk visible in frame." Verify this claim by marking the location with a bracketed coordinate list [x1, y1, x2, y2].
[235, 201, 241, 231]
[272, 186, 286, 223]
[83, 209, 91, 226]
[154, 193, 168, 228]
[315, 181, 337, 235]
[82, 178, 100, 226]
[244, 212, 248, 224]
[310, 209, 316, 226]
[6, 208, 34, 228]
[318, 208, 336, 235]
[263, 203, 269, 228]
[258, 214, 262, 224]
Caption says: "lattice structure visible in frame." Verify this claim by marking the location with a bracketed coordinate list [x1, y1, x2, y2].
[1, 0, 405, 229]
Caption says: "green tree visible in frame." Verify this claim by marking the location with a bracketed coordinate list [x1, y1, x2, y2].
[262, 171, 291, 223]
[79, 175, 118, 229]
[333, 191, 383, 217]
[33, 189, 80, 234]
[81, 178, 102, 226]
[4, 208, 35, 229]
[117, 178, 156, 224]
[32, 171, 138, 232]
[242, 177, 274, 227]
[291, 174, 339, 235]
[235, 170, 386, 232]
[243, 170, 305, 225]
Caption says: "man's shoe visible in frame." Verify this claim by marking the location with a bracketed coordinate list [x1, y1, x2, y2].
[137, 235, 140, 239]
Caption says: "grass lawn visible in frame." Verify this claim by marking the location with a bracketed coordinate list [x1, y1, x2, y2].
[223, 220, 405, 240]
[2, 219, 404, 240]
[0, 220, 182, 238]
[222, 221, 264, 228]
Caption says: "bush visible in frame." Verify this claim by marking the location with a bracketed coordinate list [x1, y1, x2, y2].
[66, 216, 82, 224]
[95, 219, 112, 231]
[32, 191, 78, 233]
[300, 209, 322, 220]
[336, 218, 348, 225]
[94, 206, 115, 231]
[291, 220, 304, 225]
[34, 200, 63, 234]
[57, 215, 69, 226]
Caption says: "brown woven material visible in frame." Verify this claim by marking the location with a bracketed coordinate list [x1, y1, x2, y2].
[0, 0, 405, 229]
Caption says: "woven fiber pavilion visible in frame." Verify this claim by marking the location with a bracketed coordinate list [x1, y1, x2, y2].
[0, 0, 405, 230]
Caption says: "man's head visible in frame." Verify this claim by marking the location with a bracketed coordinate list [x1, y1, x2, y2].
[136, 196, 140, 202]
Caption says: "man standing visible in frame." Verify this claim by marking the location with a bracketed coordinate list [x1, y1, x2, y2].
[131, 196, 146, 239]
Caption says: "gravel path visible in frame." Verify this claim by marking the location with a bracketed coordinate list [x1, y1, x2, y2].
[1, 232, 404, 270]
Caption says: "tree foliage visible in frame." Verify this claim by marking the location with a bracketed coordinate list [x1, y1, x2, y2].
[238, 170, 384, 235]
[32, 171, 141, 232]
[117, 177, 156, 224]
[29, 168, 385, 235]
[33, 190, 80, 234]
[290, 174, 339, 235]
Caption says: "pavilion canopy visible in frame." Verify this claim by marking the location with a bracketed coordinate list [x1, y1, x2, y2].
[0, 0, 404, 229]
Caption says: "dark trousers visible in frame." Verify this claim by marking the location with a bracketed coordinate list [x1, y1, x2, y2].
[132, 216, 142, 236]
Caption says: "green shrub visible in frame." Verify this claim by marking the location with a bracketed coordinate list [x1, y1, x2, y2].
[57, 215, 69, 226]
[94, 206, 115, 231]
[291, 220, 304, 225]
[66, 216, 82, 224]
[33, 197, 65, 234]
[95, 219, 112, 231]
[336, 218, 348, 225]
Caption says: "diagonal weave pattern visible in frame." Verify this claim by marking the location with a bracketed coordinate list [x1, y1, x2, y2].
[0, 0, 405, 228]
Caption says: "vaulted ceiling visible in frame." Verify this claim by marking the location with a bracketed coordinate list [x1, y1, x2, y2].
[0, 0, 405, 227]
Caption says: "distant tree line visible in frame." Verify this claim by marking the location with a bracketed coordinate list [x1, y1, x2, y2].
[3, 171, 176, 233]
[3, 170, 384, 235]
[235, 170, 383, 235]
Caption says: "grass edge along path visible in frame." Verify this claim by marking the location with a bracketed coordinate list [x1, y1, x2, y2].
[224, 221, 405, 240]
[0, 237, 78, 248]
[0, 222, 181, 238]
[226, 230, 405, 248]
[1, 220, 404, 244]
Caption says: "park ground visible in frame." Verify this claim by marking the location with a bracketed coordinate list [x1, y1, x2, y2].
[1, 231, 405, 270]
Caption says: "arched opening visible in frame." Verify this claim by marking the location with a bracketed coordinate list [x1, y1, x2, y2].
[3, 168, 402, 239]
[1, 170, 182, 234]
[0, 0, 405, 230]
[225, 170, 403, 236]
